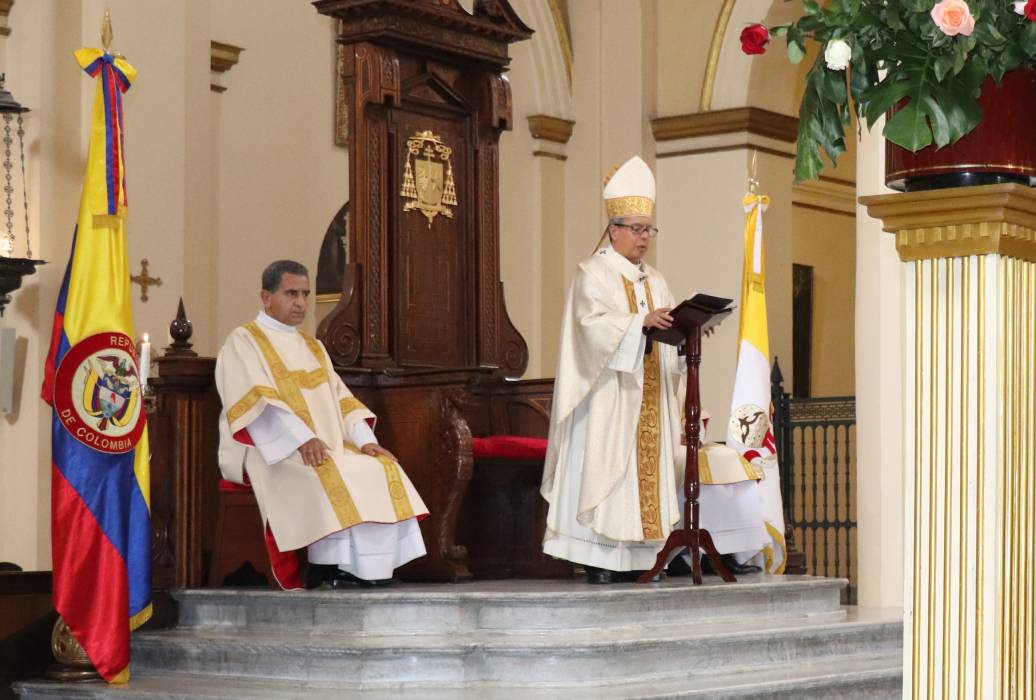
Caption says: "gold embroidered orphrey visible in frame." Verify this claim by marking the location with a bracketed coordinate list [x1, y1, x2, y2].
[400, 130, 458, 226]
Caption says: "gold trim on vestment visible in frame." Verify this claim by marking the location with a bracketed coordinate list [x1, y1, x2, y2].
[228, 385, 281, 422]
[242, 322, 362, 529]
[341, 442, 415, 522]
[623, 277, 662, 541]
[379, 456, 416, 521]
[313, 458, 362, 529]
[339, 396, 369, 417]
[698, 449, 714, 483]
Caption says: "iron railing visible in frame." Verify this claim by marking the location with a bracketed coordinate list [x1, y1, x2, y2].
[772, 359, 858, 604]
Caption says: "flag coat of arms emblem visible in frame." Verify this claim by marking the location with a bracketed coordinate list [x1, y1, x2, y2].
[41, 48, 151, 684]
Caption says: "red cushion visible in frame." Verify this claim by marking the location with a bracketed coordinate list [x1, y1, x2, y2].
[472, 435, 548, 461]
[218, 479, 253, 493]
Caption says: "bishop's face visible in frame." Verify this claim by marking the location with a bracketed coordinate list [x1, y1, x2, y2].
[609, 215, 655, 265]
[261, 272, 311, 327]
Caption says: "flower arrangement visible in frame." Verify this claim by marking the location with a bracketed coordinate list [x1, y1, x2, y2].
[742, 1, 1036, 181]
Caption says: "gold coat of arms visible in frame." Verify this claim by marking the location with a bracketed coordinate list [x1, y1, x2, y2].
[400, 130, 458, 226]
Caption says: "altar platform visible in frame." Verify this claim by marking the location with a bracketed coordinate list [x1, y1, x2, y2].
[15, 575, 902, 699]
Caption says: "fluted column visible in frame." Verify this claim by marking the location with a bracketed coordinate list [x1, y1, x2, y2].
[862, 183, 1036, 700]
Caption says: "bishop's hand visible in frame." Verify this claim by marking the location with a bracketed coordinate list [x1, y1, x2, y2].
[299, 438, 330, 467]
[643, 307, 674, 330]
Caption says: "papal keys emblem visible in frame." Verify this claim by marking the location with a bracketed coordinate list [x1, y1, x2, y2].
[400, 130, 458, 226]
[54, 332, 145, 454]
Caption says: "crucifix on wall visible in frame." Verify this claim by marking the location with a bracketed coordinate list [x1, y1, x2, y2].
[131, 258, 162, 303]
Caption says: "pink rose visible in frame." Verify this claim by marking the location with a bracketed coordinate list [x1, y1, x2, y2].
[930, 0, 975, 36]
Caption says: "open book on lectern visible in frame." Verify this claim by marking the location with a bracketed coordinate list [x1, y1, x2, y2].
[643, 293, 735, 347]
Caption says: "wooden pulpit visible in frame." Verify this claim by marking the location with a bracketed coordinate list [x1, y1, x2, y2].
[638, 297, 737, 585]
[312, 0, 546, 582]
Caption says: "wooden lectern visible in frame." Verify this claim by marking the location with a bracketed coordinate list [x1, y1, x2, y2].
[637, 297, 736, 585]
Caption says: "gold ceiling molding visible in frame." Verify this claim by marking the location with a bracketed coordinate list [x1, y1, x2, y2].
[861, 184, 1036, 263]
[527, 114, 575, 144]
[0, 0, 14, 37]
[210, 40, 244, 93]
[651, 107, 798, 143]
[700, 0, 736, 111]
[546, 0, 572, 88]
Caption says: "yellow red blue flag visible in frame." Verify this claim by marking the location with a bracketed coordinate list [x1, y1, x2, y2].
[40, 48, 150, 684]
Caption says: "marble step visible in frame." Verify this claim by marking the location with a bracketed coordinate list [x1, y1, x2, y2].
[172, 575, 847, 635]
[14, 653, 902, 699]
[129, 608, 901, 685]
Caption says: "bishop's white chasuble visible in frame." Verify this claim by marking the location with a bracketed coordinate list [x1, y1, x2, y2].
[542, 247, 768, 571]
[216, 312, 428, 588]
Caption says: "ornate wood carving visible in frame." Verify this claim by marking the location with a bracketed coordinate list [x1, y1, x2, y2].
[317, 262, 363, 366]
[315, 0, 531, 377]
[430, 388, 476, 581]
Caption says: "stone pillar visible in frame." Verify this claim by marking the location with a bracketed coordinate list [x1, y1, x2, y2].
[862, 184, 1036, 699]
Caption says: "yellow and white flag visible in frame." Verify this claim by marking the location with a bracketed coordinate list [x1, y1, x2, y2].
[725, 192, 786, 574]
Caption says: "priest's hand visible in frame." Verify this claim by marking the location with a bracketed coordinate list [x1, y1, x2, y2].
[361, 443, 398, 462]
[299, 438, 330, 466]
[643, 307, 674, 330]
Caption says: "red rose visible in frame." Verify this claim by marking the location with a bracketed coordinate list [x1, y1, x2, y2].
[740, 24, 770, 55]
[1026, 0, 1036, 21]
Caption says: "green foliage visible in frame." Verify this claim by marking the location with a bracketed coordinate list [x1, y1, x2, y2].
[769, 0, 1032, 181]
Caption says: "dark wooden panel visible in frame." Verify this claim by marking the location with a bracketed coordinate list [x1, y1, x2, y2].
[149, 355, 221, 590]
[392, 110, 471, 368]
[0, 572, 55, 699]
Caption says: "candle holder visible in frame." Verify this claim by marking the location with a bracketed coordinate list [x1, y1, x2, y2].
[0, 75, 45, 316]
[0, 255, 44, 316]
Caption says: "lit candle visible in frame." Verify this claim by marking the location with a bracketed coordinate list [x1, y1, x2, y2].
[139, 332, 151, 390]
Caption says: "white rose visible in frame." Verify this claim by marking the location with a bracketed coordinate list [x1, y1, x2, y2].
[1014, 1, 1027, 15]
[824, 39, 852, 71]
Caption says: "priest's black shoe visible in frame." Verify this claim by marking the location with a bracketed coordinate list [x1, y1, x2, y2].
[631, 569, 666, 583]
[584, 565, 620, 584]
[720, 554, 761, 575]
[329, 569, 393, 588]
[701, 554, 762, 576]
[666, 555, 692, 577]
[303, 563, 336, 590]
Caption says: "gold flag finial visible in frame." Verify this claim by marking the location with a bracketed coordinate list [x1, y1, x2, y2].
[748, 150, 759, 194]
[101, 9, 113, 51]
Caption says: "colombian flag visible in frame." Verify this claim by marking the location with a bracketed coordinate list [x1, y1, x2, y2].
[40, 49, 150, 683]
[725, 193, 787, 574]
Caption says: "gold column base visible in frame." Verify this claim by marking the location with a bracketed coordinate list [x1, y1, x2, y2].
[44, 617, 101, 683]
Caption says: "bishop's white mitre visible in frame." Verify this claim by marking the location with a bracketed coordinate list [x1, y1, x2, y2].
[602, 155, 655, 219]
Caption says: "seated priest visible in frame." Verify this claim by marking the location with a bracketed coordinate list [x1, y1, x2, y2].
[541, 156, 769, 584]
[215, 260, 428, 589]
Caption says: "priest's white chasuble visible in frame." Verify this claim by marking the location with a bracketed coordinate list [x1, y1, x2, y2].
[542, 246, 768, 571]
[216, 312, 428, 588]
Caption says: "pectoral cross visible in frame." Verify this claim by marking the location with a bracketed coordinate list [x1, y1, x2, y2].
[131, 258, 162, 303]
[640, 300, 647, 309]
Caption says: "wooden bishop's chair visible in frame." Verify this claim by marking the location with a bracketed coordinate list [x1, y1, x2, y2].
[459, 435, 575, 579]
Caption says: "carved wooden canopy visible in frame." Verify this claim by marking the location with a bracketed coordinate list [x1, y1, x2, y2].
[313, 0, 532, 378]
